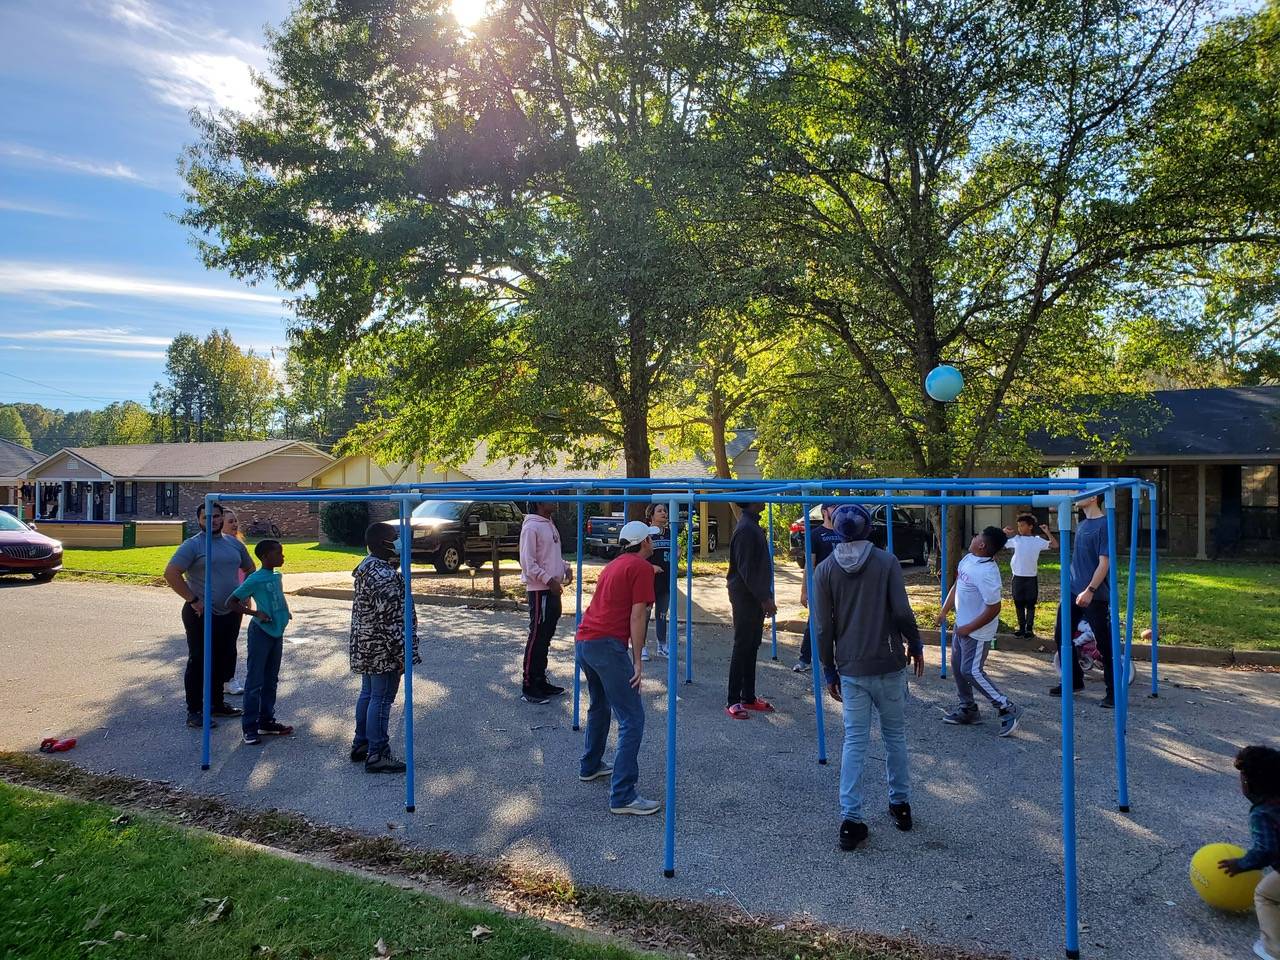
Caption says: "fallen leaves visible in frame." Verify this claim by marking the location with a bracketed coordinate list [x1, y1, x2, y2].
[192, 896, 233, 924]
[470, 924, 494, 942]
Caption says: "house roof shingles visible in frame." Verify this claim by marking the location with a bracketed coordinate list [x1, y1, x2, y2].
[1034, 386, 1280, 461]
[0, 438, 44, 479]
[54, 440, 318, 480]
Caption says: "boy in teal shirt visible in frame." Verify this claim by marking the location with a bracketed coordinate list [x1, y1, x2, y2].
[228, 540, 294, 745]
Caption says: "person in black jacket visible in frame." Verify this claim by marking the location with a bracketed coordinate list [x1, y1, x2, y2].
[725, 502, 777, 718]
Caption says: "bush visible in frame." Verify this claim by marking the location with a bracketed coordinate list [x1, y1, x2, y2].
[320, 501, 370, 546]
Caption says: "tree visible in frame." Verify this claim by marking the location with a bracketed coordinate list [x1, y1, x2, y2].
[182, 0, 752, 478]
[732, 0, 1280, 479]
[0, 406, 32, 447]
[151, 330, 279, 441]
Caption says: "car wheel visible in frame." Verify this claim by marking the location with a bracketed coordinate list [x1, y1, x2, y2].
[434, 542, 463, 574]
[913, 539, 930, 566]
[707, 530, 718, 552]
[33, 570, 56, 583]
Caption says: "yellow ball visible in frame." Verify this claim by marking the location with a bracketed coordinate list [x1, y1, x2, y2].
[1189, 843, 1262, 912]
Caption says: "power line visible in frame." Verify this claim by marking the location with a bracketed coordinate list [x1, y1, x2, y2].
[0, 370, 122, 404]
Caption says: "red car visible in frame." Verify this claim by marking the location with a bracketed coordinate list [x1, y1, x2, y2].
[0, 511, 63, 582]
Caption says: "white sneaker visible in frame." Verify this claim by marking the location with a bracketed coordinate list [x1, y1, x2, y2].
[579, 761, 613, 782]
[225, 680, 244, 696]
[1256, 938, 1279, 960]
[610, 796, 661, 816]
[640, 647, 650, 662]
[657, 644, 669, 658]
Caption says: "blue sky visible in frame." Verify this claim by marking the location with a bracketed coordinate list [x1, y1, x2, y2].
[0, 0, 295, 411]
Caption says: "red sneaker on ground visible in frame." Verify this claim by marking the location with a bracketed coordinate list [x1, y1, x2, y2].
[742, 698, 775, 713]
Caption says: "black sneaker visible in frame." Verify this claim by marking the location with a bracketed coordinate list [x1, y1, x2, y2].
[365, 752, 407, 774]
[839, 819, 868, 851]
[889, 802, 912, 832]
[186, 713, 218, 729]
[350, 743, 368, 763]
[1048, 683, 1084, 697]
[257, 720, 294, 736]
[211, 704, 243, 718]
[521, 689, 550, 704]
[243, 731, 262, 745]
[1100, 695, 1115, 709]
[537, 682, 565, 696]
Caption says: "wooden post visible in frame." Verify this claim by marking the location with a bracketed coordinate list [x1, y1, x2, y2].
[1197, 463, 1207, 559]
[699, 500, 709, 558]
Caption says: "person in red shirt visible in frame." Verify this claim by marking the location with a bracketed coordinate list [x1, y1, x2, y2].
[576, 519, 664, 816]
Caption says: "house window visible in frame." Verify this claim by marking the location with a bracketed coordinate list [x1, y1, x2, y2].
[115, 482, 138, 515]
[1133, 466, 1170, 549]
[1242, 466, 1278, 508]
[66, 482, 84, 513]
[155, 482, 179, 516]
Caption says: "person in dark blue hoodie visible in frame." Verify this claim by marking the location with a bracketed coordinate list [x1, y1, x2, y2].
[814, 504, 924, 852]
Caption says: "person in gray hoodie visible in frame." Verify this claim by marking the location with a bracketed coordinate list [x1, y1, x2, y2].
[814, 504, 924, 851]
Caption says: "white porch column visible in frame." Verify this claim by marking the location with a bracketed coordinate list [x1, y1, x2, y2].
[57, 483, 65, 520]
[1197, 463, 1208, 560]
[108, 482, 117, 522]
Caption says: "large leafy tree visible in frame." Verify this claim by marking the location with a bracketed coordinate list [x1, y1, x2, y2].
[183, 0, 751, 478]
[733, 0, 1280, 478]
[151, 330, 279, 441]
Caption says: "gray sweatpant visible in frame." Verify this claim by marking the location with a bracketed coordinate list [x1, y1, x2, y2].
[951, 633, 1010, 710]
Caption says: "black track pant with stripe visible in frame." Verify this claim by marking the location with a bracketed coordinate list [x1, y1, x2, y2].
[523, 589, 562, 692]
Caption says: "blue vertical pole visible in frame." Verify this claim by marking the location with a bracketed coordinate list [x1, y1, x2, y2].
[1057, 498, 1081, 959]
[1105, 490, 1129, 812]
[1149, 487, 1160, 697]
[400, 498, 416, 813]
[685, 493, 694, 684]
[201, 494, 214, 770]
[1125, 486, 1140, 688]
[573, 500, 584, 731]
[766, 503, 778, 660]
[939, 502, 949, 679]
[802, 498, 827, 764]
[663, 497, 680, 877]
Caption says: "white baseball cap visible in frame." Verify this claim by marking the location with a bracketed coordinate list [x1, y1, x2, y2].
[618, 520, 662, 547]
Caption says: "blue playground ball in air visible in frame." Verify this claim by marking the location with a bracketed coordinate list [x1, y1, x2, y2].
[925, 364, 964, 402]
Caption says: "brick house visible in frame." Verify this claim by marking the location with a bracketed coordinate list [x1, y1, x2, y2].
[25, 440, 333, 537]
[0, 438, 44, 518]
[1035, 386, 1280, 558]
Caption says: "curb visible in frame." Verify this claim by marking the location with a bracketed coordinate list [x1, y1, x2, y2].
[293, 587, 1280, 670]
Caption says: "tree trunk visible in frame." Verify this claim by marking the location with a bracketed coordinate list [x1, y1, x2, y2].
[621, 402, 651, 520]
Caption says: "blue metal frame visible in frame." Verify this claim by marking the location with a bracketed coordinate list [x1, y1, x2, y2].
[192, 474, 1158, 960]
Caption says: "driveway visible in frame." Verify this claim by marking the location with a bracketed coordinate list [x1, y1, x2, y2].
[0, 578, 1273, 960]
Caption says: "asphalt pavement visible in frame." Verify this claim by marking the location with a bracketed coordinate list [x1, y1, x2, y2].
[0, 577, 1275, 960]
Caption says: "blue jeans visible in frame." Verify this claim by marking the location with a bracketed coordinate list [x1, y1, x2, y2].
[242, 619, 283, 734]
[577, 639, 645, 808]
[353, 671, 402, 758]
[839, 669, 910, 822]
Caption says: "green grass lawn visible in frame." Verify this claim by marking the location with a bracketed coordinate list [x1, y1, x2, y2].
[0, 781, 641, 960]
[1014, 558, 1280, 651]
[62, 540, 368, 579]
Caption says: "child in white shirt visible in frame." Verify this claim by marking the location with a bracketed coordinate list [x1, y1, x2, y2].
[1002, 513, 1059, 638]
[938, 526, 1022, 737]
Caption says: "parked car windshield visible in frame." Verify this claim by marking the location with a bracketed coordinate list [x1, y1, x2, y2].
[0, 512, 29, 532]
[412, 500, 468, 520]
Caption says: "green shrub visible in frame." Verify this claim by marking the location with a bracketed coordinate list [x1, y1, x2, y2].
[320, 500, 370, 546]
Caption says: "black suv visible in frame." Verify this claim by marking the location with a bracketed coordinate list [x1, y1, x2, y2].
[409, 499, 525, 573]
[789, 505, 932, 566]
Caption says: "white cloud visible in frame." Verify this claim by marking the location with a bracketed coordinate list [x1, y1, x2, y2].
[105, 0, 169, 34]
[0, 262, 284, 310]
[0, 143, 149, 184]
[147, 50, 261, 115]
[0, 327, 172, 347]
[4, 344, 168, 360]
[0, 197, 86, 219]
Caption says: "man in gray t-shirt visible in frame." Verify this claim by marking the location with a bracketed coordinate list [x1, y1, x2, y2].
[164, 502, 255, 726]
[1051, 494, 1115, 707]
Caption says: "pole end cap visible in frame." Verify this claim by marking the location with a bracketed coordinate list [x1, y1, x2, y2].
[663, 869, 675, 878]
[201, 764, 210, 771]
[406, 805, 416, 813]
[818, 758, 828, 766]
[1118, 805, 1130, 813]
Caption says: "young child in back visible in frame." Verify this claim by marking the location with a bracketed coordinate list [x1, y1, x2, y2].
[1218, 745, 1280, 960]
[227, 539, 294, 746]
[938, 526, 1022, 737]
[1002, 513, 1058, 637]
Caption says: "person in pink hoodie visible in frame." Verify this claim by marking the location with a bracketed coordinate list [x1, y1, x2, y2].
[519, 502, 573, 703]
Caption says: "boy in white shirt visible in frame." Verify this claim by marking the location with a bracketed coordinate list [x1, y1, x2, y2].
[938, 526, 1022, 737]
[1002, 513, 1058, 638]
